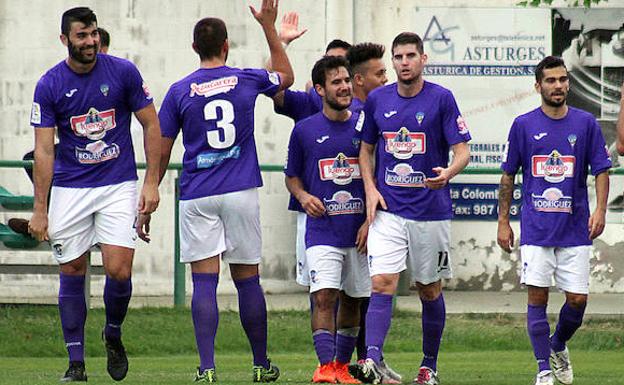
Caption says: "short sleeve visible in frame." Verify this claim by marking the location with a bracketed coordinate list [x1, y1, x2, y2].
[158, 87, 181, 139]
[587, 119, 612, 176]
[501, 120, 522, 175]
[284, 125, 304, 178]
[442, 90, 471, 145]
[275, 89, 319, 121]
[31, 78, 56, 128]
[360, 95, 379, 145]
[245, 68, 281, 97]
[124, 62, 153, 112]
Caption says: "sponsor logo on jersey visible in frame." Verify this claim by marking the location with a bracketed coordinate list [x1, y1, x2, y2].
[456, 115, 469, 135]
[70, 107, 116, 140]
[383, 127, 426, 159]
[384, 110, 397, 118]
[534, 132, 547, 140]
[416, 111, 425, 125]
[531, 187, 573, 213]
[100, 83, 110, 96]
[355, 111, 365, 132]
[316, 135, 329, 143]
[323, 190, 364, 215]
[196, 146, 241, 168]
[190, 76, 238, 98]
[142, 82, 153, 100]
[532, 150, 575, 183]
[75, 140, 120, 164]
[65, 88, 78, 98]
[318, 153, 361, 185]
[30, 102, 41, 125]
[384, 163, 426, 187]
[502, 141, 509, 163]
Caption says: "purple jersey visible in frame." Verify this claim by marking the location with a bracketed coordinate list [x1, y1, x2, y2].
[361, 81, 470, 220]
[159, 66, 280, 200]
[31, 54, 153, 187]
[501, 107, 611, 247]
[285, 112, 366, 248]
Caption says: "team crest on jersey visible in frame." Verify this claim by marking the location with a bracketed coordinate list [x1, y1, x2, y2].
[100, 84, 109, 96]
[75, 140, 120, 164]
[416, 111, 425, 125]
[384, 163, 426, 187]
[567, 134, 577, 148]
[383, 127, 426, 159]
[323, 191, 364, 216]
[190, 76, 238, 98]
[532, 150, 575, 183]
[531, 187, 572, 213]
[318, 153, 361, 185]
[456, 115, 469, 135]
[70, 107, 116, 140]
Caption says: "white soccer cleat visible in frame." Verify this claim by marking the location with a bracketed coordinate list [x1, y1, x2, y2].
[534, 370, 555, 385]
[550, 347, 573, 384]
[359, 359, 383, 384]
[413, 366, 439, 385]
[378, 360, 402, 384]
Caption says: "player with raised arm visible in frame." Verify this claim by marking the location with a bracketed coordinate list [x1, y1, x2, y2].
[140, 0, 293, 382]
[357, 32, 470, 385]
[28, 6, 160, 382]
[285, 55, 369, 384]
[497, 56, 611, 385]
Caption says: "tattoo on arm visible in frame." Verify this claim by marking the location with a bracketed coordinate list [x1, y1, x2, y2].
[498, 172, 515, 220]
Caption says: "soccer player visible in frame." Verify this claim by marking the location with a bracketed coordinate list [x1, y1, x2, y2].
[497, 56, 611, 385]
[357, 32, 470, 385]
[98, 27, 110, 54]
[143, 0, 294, 382]
[284, 55, 369, 384]
[27, 7, 160, 382]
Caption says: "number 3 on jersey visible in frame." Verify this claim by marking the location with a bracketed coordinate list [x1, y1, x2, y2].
[204, 99, 235, 149]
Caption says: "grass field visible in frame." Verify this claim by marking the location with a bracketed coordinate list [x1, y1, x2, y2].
[1, 306, 622, 384]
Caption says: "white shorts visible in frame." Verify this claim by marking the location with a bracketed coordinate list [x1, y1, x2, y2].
[520, 245, 591, 294]
[367, 211, 452, 285]
[48, 181, 138, 264]
[295, 212, 309, 286]
[306, 245, 371, 298]
[179, 188, 261, 264]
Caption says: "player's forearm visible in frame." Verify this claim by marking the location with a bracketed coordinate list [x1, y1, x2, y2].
[142, 121, 161, 187]
[158, 138, 174, 184]
[262, 24, 294, 89]
[359, 143, 376, 191]
[616, 88, 624, 155]
[285, 175, 308, 203]
[594, 171, 609, 213]
[497, 172, 515, 223]
[32, 147, 54, 214]
[447, 142, 470, 179]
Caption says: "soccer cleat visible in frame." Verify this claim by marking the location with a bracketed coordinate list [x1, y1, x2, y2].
[534, 370, 554, 385]
[195, 367, 217, 383]
[312, 362, 336, 383]
[349, 359, 366, 379]
[103, 333, 128, 381]
[60, 361, 87, 382]
[378, 360, 402, 384]
[334, 361, 362, 384]
[358, 358, 383, 384]
[253, 359, 280, 383]
[413, 366, 439, 385]
[550, 347, 573, 385]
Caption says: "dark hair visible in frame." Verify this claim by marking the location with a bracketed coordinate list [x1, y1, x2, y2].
[535, 56, 567, 83]
[193, 18, 228, 60]
[311, 56, 351, 88]
[391, 32, 424, 55]
[346, 43, 385, 73]
[325, 39, 351, 54]
[98, 27, 110, 48]
[61, 7, 97, 36]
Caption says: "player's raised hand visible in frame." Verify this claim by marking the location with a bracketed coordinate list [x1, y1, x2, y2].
[279, 11, 307, 45]
[138, 182, 160, 214]
[355, 220, 369, 255]
[588, 209, 606, 240]
[497, 221, 514, 253]
[136, 213, 152, 243]
[365, 186, 387, 224]
[250, 0, 279, 27]
[425, 167, 451, 190]
[28, 211, 49, 242]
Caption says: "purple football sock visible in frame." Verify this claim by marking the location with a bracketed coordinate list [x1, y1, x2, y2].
[336, 327, 359, 364]
[234, 275, 269, 368]
[527, 304, 551, 372]
[103, 276, 132, 339]
[421, 294, 446, 371]
[365, 293, 393, 364]
[59, 273, 87, 362]
[356, 298, 370, 361]
[192, 273, 219, 371]
[313, 329, 336, 365]
[551, 302, 586, 353]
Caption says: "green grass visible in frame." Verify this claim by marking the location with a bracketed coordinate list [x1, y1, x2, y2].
[0, 306, 622, 384]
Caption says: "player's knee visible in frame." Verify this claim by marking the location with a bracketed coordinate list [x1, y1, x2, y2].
[314, 290, 338, 313]
[106, 267, 132, 281]
[566, 295, 587, 310]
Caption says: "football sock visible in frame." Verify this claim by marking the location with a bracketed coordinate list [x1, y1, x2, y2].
[527, 304, 551, 372]
[336, 327, 359, 364]
[59, 273, 87, 362]
[356, 297, 370, 361]
[192, 272, 219, 371]
[103, 276, 132, 339]
[551, 301, 586, 352]
[313, 329, 336, 365]
[421, 293, 446, 371]
[365, 292, 393, 364]
[234, 275, 269, 368]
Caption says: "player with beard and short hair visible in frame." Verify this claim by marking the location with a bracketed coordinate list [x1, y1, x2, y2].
[285, 55, 369, 384]
[139, 0, 293, 382]
[28, 6, 161, 382]
[498, 56, 611, 385]
[357, 32, 470, 385]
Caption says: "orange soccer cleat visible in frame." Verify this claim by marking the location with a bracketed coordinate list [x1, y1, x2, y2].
[312, 362, 336, 383]
[334, 361, 362, 384]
